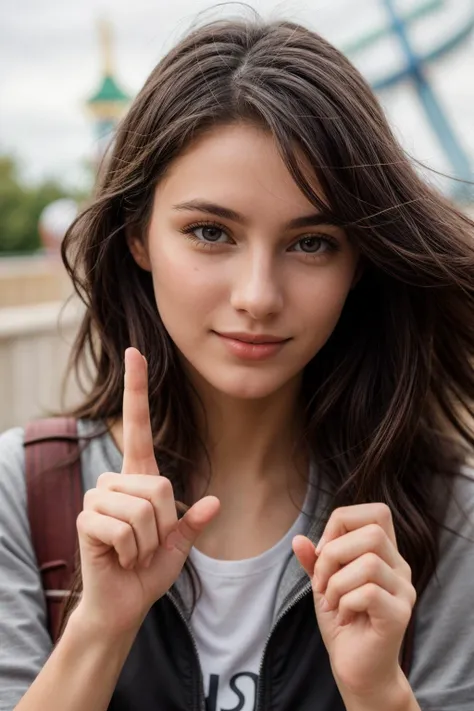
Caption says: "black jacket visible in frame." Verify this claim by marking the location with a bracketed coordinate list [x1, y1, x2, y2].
[110, 581, 346, 711]
[108, 511, 414, 711]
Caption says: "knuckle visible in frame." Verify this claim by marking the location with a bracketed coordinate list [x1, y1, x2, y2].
[97, 472, 114, 488]
[363, 582, 380, 604]
[83, 488, 96, 510]
[114, 521, 132, 546]
[325, 576, 340, 601]
[330, 507, 344, 525]
[76, 510, 89, 533]
[134, 498, 153, 521]
[363, 552, 381, 577]
[399, 600, 414, 625]
[375, 502, 392, 524]
[402, 560, 413, 582]
[319, 540, 335, 565]
[406, 583, 417, 608]
[366, 523, 385, 548]
[154, 476, 174, 498]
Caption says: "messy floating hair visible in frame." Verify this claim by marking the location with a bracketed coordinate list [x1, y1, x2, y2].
[59, 15, 474, 628]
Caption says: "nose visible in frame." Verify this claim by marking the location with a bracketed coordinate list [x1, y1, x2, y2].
[230, 249, 283, 320]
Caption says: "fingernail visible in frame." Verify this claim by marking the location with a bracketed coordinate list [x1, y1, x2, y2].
[315, 536, 326, 555]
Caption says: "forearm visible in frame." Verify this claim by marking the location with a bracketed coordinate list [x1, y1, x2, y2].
[14, 609, 138, 711]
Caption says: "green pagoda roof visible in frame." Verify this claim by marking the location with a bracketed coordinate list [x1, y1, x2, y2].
[88, 74, 130, 105]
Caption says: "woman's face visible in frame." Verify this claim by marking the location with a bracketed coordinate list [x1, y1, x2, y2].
[129, 122, 359, 401]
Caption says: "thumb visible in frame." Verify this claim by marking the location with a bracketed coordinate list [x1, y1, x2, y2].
[293, 535, 339, 636]
[165, 496, 220, 558]
[292, 534, 318, 579]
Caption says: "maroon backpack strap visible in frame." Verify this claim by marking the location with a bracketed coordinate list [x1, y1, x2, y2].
[24, 417, 83, 643]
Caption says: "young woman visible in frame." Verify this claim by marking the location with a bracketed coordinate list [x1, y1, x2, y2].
[1, 15, 473, 711]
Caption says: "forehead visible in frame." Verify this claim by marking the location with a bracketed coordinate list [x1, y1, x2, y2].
[153, 122, 325, 221]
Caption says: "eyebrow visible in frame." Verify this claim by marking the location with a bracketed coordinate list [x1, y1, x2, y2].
[172, 199, 337, 230]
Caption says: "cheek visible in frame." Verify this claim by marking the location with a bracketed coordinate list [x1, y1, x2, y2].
[296, 263, 356, 332]
[148, 241, 223, 320]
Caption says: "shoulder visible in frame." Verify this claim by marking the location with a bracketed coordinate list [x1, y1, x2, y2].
[77, 418, 123, 489]
[440, 465, 474, 544]
[0, 426, 25, 463]
[0, 427, 27, 508]
[0, 419, 120, 499]
[409, 466, 474, 708]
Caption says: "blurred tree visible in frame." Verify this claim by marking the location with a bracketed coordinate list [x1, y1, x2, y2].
[0, 154, 83, 254]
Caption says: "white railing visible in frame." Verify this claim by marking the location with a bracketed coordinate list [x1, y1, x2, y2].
[0, 299, 84, 432]
[0, 254, 72, 308]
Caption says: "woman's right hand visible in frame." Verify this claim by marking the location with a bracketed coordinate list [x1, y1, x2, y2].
[73, 347, 220, 637]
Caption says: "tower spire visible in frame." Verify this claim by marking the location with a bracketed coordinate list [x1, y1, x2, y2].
[86, 17, 130, 162]
[98, 17, 114, 77]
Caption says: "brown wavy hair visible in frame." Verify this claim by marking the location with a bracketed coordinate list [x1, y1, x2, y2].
[59, 15, 474, 629]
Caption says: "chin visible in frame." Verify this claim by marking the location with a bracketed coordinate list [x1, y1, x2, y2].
[178, 348, 303, 402]
[202, 368, 295, 401]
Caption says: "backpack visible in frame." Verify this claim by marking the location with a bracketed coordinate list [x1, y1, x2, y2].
[23, 417, 416, 674]
[24, 417, 83, 643]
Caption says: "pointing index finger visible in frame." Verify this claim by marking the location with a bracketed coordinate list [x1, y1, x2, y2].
[121, 347, 159, 476]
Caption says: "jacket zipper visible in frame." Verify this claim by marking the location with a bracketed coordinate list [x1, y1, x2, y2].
[166, 577, 313, 711]
[166, 591, 207, 711]
[255, 580, 312, 711]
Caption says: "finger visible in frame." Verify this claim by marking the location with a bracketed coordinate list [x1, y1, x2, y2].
[322, 553, 410, 612]
[84, 489, 158, 566]
[122, 347, 159, 476]
[337, 583, 413, 629]
[314, 523, 402, 594]
[97, 473, 179, 546]
[292, 535, 318, 579]
[77, 509, 138, 570]
[316, 503, 397, 554]
[165, 496, 220, 557]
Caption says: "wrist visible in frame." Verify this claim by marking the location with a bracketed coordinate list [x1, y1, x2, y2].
[340, 668, 420, 711]
[65, 601, 144, 650]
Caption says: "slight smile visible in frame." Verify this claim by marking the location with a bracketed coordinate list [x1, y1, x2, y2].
[212, 331, 291, 361]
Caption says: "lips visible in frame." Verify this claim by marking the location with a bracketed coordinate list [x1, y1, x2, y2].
[214, 331, 289, 344]
[212, 331, 290, 362]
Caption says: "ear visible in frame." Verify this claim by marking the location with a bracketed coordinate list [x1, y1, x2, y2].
[126, 231, 152, 272]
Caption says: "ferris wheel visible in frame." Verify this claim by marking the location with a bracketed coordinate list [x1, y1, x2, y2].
[343, 0, 474, 201]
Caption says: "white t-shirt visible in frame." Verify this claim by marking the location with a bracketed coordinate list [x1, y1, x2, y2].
[188, 472, 316, 711]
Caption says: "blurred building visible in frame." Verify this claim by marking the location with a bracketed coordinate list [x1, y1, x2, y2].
[0, 19, 130, 431]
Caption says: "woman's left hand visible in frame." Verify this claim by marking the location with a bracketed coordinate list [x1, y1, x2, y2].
[293, 503, 417, 704]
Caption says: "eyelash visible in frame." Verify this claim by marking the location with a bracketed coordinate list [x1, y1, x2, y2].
[178, 220, 340, 258]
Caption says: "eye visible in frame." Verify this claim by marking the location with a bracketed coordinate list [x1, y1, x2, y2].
[180, 221, 230, 244]
[290, 235, 338, 255]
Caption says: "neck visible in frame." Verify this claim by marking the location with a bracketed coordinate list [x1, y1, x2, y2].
[108, 375, 309, 505]
[189, 372, 308, 503]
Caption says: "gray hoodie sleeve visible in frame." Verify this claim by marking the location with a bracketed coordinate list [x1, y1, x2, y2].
[0, 427, 53, 711]
[408, 468, 474, 711]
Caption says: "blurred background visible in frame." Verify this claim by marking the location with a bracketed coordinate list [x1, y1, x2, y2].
[1, 0, 474, 432]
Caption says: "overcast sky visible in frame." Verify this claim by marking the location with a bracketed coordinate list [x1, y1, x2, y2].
[1, 0, 473, 191]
